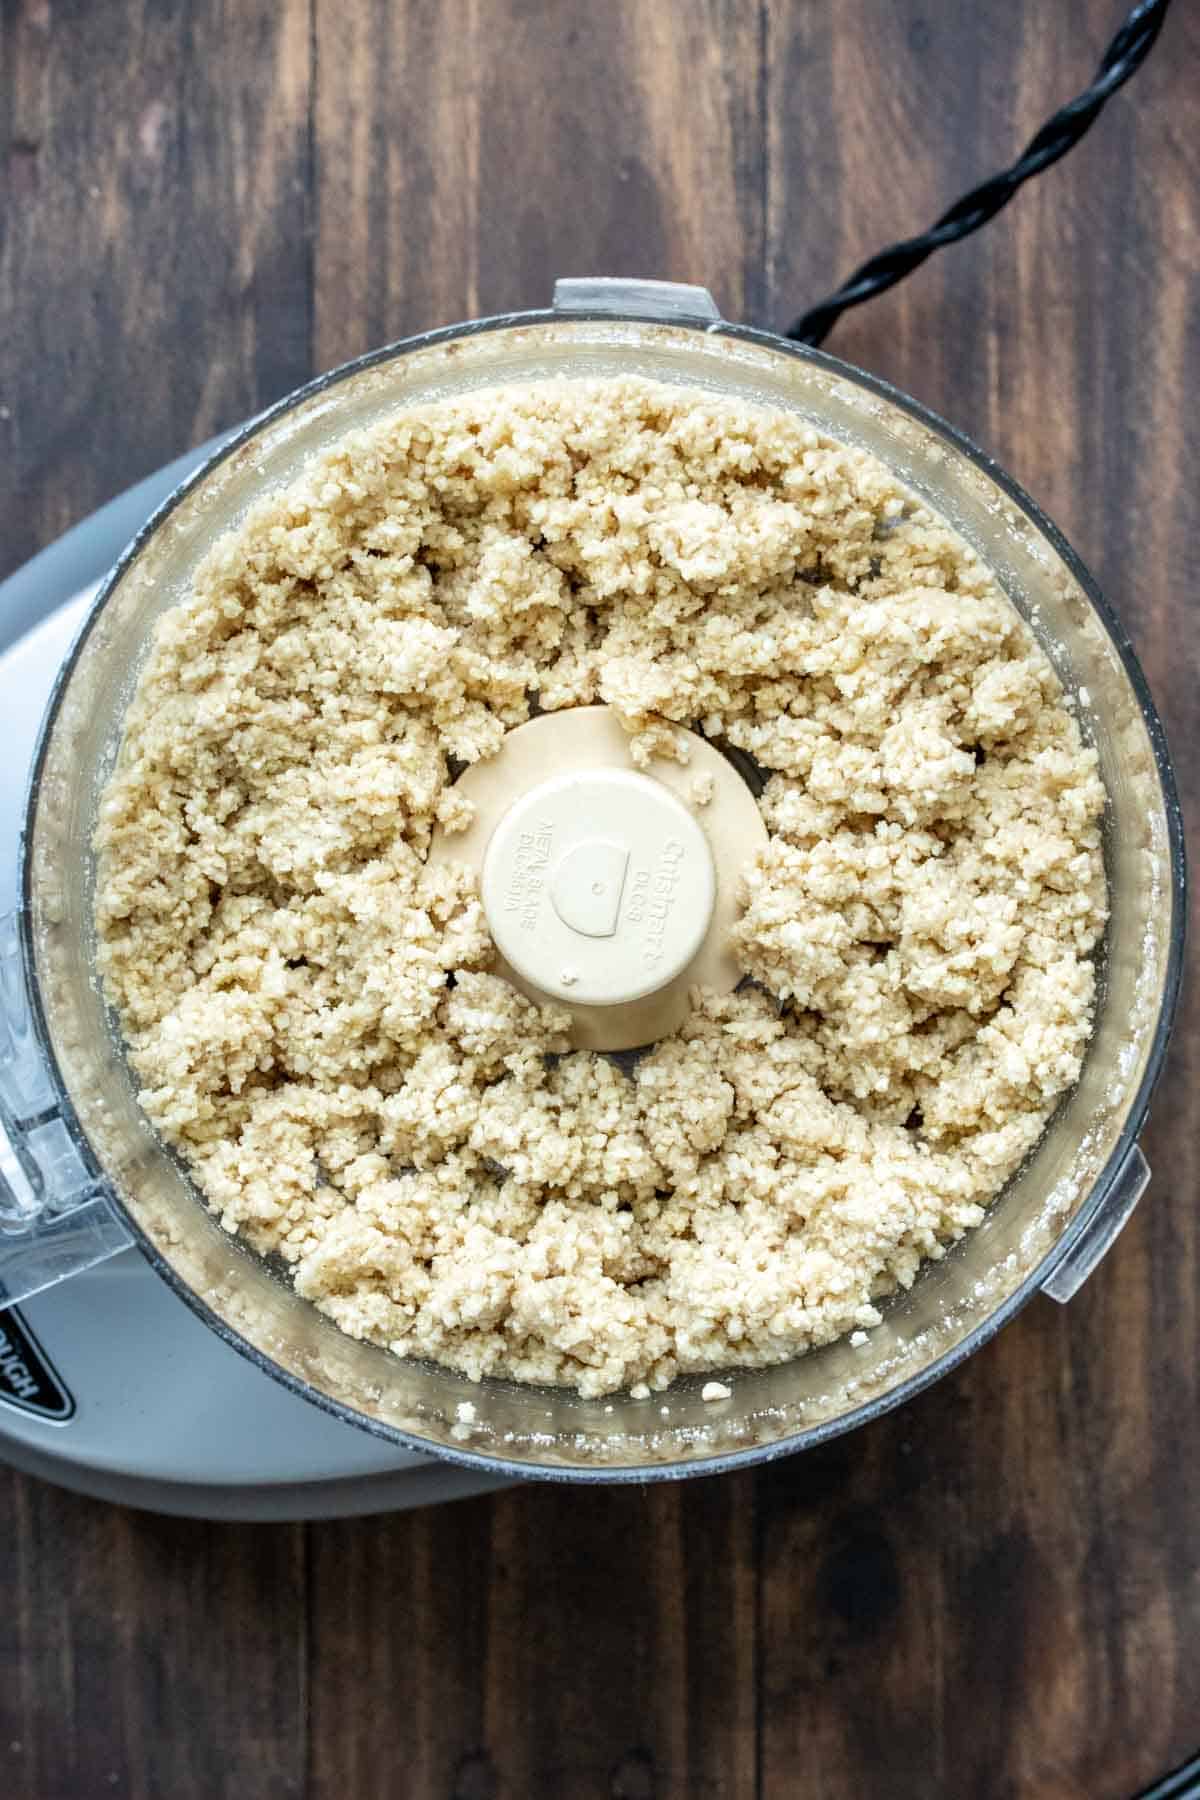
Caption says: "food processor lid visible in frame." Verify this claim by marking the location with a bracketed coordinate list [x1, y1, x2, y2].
[4, 277, 1186, 1482]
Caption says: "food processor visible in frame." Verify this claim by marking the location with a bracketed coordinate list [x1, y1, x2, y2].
[0, 279, 1185, 1509]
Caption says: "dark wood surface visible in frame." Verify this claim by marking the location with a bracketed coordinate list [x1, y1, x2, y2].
[2, 2, 1198, 1795]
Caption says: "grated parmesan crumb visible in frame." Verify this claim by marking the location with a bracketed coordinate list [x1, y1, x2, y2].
[94, 377, 1106, 1399]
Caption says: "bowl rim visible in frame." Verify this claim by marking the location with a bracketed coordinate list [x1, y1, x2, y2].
[19, 303, 1188, 1482]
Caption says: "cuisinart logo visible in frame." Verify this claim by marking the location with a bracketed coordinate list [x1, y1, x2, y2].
[0, 1306, 74, 1422]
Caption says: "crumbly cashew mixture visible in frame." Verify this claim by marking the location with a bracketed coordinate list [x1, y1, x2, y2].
[94, 378, 1106, 1397]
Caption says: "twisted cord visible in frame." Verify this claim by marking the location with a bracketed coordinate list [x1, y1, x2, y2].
[786, 0, 1173, 348]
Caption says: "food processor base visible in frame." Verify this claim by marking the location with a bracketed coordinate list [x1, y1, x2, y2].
[0, 472, 511, 1520]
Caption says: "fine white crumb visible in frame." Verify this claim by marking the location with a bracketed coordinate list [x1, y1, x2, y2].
[849, 1331, 869, 1348]
[455, 1400, 477, 1425]
[690, 771, 716, 808]
[701, 1381, 732, 1402]
[630, 1383, 651, 1401]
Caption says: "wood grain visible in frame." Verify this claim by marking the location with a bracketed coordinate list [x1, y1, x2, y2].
[0, 0, 312, 580]
[310, 0, 764, 367]
[2, 2, 1199, 1797]
[308, 1477, 756, 1800]
[0, 1476, 308, 1797]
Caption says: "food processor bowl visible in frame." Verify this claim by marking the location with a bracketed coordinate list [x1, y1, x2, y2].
[6, 280, 1185, 1480]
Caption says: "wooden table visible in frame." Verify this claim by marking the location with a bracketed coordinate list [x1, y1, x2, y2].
[2, 4, 1197, 1795]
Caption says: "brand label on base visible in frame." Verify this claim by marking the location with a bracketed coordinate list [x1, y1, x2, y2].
[0, 1304, 74, 1422]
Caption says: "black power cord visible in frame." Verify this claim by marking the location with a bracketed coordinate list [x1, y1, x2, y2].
[1136, 1750, 1200, 1800]
[786, 0, 1174, 348]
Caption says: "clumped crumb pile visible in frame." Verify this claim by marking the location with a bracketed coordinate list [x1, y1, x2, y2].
[94, 379, 1106, 1397]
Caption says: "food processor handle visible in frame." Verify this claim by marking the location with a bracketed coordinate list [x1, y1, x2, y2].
[552, 277, 723, 323]
[0, 911, 131, 1308]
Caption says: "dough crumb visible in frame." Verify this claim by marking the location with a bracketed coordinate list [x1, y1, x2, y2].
[701, 1381, 732, 1402]
[690, 771, 716, 808]
[94, 377, 1106, 1400]
[436, 789, 476, 835]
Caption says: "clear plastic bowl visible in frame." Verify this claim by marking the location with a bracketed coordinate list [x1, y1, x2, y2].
[17, 285, 1186, 1480]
